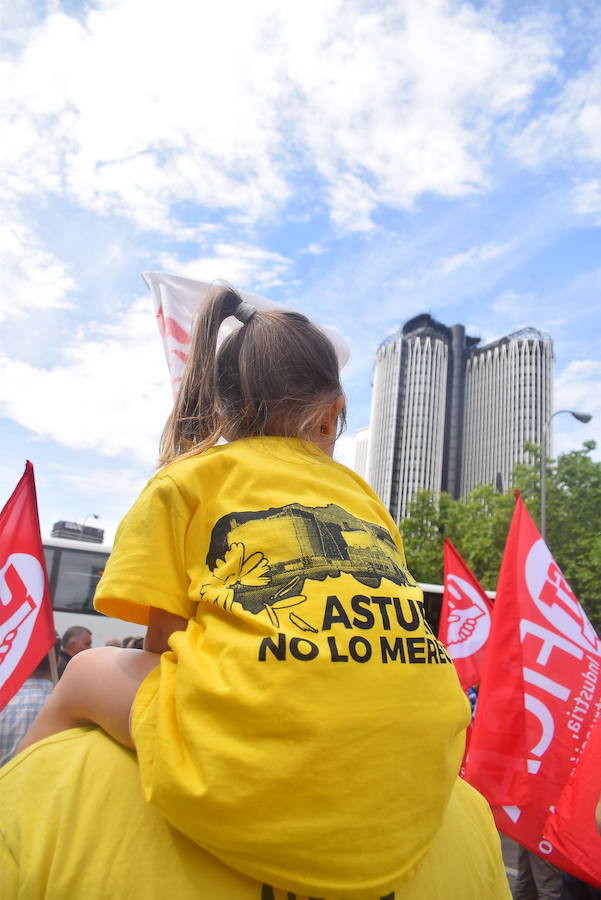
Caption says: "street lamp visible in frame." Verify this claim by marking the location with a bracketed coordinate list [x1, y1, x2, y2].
[540, 410, 592, 540]
[82, 513, 100, 528]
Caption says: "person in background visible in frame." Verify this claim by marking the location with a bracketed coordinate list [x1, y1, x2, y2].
[123, 637, 144, 649]
[0, 639, 59, 766]
[57, 626, 92, 678]
[105, 638, 122, 647]
[467, 683, 478, 719]
[560, 873, 601, 900]
[514, 846, 563, 900]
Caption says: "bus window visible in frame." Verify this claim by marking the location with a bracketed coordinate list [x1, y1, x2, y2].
[43, 546, 55, 580]
[53, 548, 108, 612]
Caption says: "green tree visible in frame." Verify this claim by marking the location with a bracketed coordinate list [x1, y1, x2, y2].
[543, 440, 601, 629]
[399, 442, 601, 631]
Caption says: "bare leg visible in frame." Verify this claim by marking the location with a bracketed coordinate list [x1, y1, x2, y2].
[17, 646, 160, 753]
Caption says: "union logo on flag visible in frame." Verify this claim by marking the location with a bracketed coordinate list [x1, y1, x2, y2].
[439, 538, 493, 691]
[0, 462, 55, 711]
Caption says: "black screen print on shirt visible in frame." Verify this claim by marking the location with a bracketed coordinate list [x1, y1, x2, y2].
[200, 502, 417, 629]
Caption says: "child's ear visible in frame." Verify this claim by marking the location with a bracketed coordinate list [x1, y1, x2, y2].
[320, 393, 345, 436]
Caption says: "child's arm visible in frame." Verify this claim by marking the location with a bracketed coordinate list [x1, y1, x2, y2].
[17, 645, 160, 753]
[144, 607, 188, 654]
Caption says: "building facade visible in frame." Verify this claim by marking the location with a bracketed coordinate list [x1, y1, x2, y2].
[461, 328, 554, 496]
[360, 316, 553, 520]
[354, 426, 370, 480]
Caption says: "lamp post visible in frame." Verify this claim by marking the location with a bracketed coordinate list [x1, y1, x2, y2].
[540, 410, 592, 540]
[82, 513, 100, 529]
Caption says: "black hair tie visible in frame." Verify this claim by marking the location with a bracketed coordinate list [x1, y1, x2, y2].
[234, 300, 256, 324]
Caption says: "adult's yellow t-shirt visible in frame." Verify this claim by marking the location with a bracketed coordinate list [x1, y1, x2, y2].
[95, 436, 471, 898]
[0, 727, 511, 900]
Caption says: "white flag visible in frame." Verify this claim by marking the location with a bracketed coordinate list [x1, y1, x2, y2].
[143, 272, 350, 393]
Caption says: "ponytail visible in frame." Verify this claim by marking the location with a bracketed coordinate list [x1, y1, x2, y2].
[159, 288, 241, 463]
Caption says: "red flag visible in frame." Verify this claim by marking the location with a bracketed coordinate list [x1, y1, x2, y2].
[0, 462, 55, 712]
[439, 538, 493, 691]
[543, 708, 601, 886]
[464, 493, 601, 886]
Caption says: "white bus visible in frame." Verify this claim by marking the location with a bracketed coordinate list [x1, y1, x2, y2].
[42, 536, 141, 647]
[43, 536, 452, 645]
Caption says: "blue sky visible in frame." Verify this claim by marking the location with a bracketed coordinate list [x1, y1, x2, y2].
[1, 0, 600, 543]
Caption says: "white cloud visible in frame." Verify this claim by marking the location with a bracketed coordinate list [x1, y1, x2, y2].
[0, 0, 47, 54]
[34, 461, 152, 544]
[0, 0, 558, 233]
[284, 0, 556, 227]
[438, 242, 513, 277]
[158, 243, 292, 292]
[0, 297, 172, 459]
[0, 215, 77, 321]
[365, 240, 514, 317]
[514, 57, 601, 168]
[304, 243, 327, 256]
[0, 2, 290, 230]
[573, 179, 601, 225]
[327, 175, 378, 233]
[491, 288, 537, 319]
[54, 464, 149, 501]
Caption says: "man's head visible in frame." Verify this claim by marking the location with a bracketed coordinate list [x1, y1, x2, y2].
[62, 626, 92, 658]
[31, 636, 62, 680]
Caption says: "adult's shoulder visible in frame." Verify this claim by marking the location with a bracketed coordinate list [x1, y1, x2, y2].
[0, 728, 261, 899]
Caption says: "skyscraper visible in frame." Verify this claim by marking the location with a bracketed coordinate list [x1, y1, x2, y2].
[362, 315, 553, 520]
[461, 327, 554, 496]
[354, 426, 370, 481]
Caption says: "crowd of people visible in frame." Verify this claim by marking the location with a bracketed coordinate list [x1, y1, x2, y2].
[0, 288, 596, 898]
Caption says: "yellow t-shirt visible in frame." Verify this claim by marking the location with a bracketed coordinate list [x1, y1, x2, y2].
[95, 436, 471, 898]
[0, 727, 511, 900]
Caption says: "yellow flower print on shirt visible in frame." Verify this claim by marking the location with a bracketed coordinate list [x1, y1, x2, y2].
[199, 541, 314, 630]
[200, 542, 270, 610]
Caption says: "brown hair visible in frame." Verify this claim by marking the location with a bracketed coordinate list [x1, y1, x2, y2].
[159, 287, 345, 465]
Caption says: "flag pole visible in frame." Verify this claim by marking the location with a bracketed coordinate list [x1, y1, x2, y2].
[48, 644, 59, 685]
